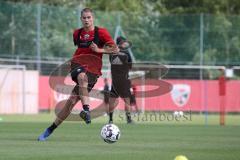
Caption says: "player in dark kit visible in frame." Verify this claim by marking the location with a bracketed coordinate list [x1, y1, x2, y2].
[38, 8, 119, 141]
[108, 36, 133, 124]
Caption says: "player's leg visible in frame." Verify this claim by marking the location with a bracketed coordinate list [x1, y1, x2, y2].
[134, 102, 140, 113]
[118, 79, 132, 123]
[70, 64, 98, 124]
[77, 72, 90, 107]
[130, 94, 139, 113]
[108, 86, 119, 123]
[103, 93, 110, 113]
[108, 97, 118, 123]
[54, 90, 80, 126]
[38, 89, 80, 141]
[123, 97, 133, 123]
[78, 71, 98, 124]
[77, 72, 92, 124]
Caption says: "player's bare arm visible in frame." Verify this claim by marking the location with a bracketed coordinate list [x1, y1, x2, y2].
[90, 42, 119, 54]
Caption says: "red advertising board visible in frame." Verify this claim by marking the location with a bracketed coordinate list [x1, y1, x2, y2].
[39, 76, 240, 112]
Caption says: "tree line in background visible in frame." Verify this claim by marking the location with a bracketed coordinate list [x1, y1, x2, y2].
[4, 0, 240, 14]
[1, 0, 240, 66]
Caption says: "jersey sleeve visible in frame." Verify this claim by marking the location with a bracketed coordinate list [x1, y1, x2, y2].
[98, 28, 115, 47]
[73, 29, 79, 46]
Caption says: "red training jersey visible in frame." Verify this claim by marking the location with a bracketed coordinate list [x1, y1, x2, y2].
[72, 27, 115, 75]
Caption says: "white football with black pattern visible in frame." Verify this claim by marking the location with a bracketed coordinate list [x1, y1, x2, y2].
[100, 124, 120, 144]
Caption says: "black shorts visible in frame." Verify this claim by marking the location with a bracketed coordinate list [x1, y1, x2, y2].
[110, 78, 131, 98]
[70, 63, 98, 92]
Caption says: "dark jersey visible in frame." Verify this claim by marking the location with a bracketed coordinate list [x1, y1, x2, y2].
[110, 50, 132, 79]
[109, 50, 132, 98]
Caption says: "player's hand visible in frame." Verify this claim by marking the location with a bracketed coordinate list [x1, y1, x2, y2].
[90, 42, 120, 54]
[104, 45, 119, 54]
[90, 42, 100, 53]
[112, 46, 120, 53]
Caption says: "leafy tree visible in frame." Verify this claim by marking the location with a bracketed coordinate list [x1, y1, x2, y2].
[1, 0, 240, 66]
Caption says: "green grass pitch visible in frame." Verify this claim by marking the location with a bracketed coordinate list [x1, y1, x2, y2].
[0, 113, 240, 160]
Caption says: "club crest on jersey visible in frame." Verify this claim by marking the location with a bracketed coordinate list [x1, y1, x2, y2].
[171, 84, 191, 107]
[84, 34, 90, 40]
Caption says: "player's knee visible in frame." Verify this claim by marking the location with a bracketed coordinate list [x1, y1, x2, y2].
[77, 73, 88, 86]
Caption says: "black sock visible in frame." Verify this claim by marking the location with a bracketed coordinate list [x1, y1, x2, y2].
[47, 123, 58, 133]
[109, 112, 113, 121]
[83, 104, 89, 111]
[126, 112, 131, 121]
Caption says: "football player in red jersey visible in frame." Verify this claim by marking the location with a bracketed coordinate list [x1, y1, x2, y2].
[38, 8, 118, 141]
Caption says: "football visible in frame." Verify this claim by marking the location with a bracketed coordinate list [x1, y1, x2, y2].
[100, 124, 120, 144]
[173, 111, 184, 117]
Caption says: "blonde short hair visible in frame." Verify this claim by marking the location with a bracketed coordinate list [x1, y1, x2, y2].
[81, 8, 94, 17]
